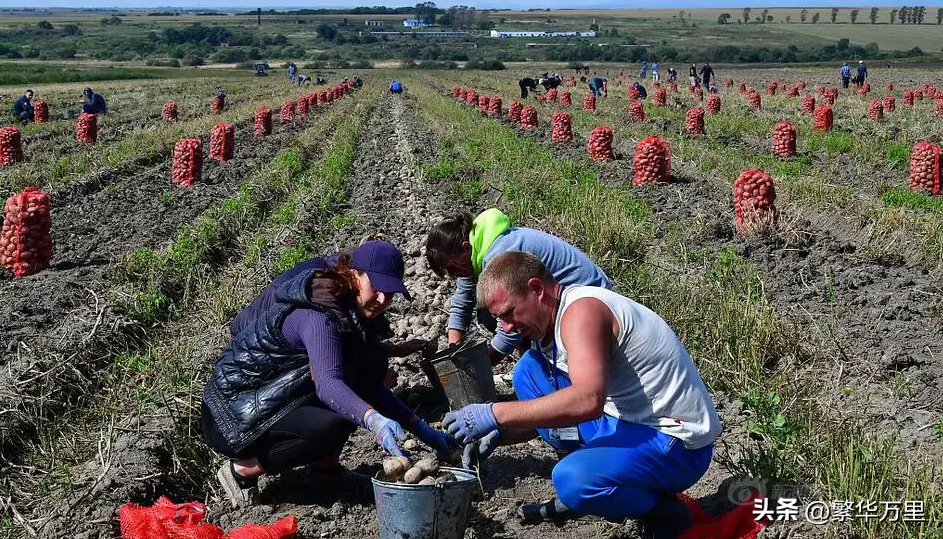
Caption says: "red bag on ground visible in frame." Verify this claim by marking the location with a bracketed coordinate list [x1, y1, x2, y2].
[0, 187, 52, 277]
[119, 496, 298, 539]
[677, 491, 770, 539]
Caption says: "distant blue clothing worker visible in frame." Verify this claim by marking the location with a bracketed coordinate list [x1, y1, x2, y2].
[580, 76, 607, 97]
[840, 63, 851, 88]
[632, 82, 647, 99]
[390, 80, 403, 94]
[855, 60, 868, 86]
[651, 62, 660, 82]
[639, 61, 648, 79]
[288, 62, 297, 84]
[11, 89, 34, 125]
[82, 87, 107, 114]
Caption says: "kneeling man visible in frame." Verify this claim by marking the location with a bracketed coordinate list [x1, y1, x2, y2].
[444, 251, 722, 538]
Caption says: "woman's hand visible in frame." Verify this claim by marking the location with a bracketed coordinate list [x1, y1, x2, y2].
[388, 338, 428, 358]
[364, 410, 410, 457]
[413, 419, 459, 462]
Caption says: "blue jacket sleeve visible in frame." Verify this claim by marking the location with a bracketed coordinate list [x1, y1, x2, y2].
[370, 386, 415, 426]
[446, 276, 477, 332]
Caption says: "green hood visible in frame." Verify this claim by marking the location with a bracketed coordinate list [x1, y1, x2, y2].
[470, 208, 511, 275]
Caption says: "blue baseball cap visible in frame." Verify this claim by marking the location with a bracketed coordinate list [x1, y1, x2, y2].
[351, 240, 412, 301]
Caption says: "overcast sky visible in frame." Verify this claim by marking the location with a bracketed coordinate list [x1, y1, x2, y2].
[0, 1, 910, 9]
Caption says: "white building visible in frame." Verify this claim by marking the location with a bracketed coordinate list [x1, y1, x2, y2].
[403, 19, 431, 27]
[364, 20, 384, 27]
[490, 30, 596, 38]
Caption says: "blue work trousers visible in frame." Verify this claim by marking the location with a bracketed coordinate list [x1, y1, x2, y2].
[511, 350, 713, 520]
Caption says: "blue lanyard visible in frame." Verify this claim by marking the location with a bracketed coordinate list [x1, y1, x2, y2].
[546, 285, 566, 390]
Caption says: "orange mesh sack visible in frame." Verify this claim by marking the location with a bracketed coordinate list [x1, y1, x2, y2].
[0, 187, 53, 277]
[909, 141, 941, 195]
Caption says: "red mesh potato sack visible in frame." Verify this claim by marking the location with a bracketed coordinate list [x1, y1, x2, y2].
[867, 100, 884, 121]
[255, 106, 272, 136]
[478, 94, 489, 114]
[508, 100, 522, 122]
[883, 94, 895, 111]
[800, 94, 815, 115]
[771, 120, 796, 158]
[747, 90, 761, 110]
[162, 101, 178, 121]
[551, 110, 572, 142]
[0, 126, 23, 165]
[488, 95, 502, 116]
[0, 187, 52, 277]
[685, 107, 704, 135]
[587, 126, 613, 160]
[813, 106, 833, 131]
[653, 87, 667, 107]
[582, 93, 596, 111]
[520, 106, 538, 129]
[209, 122, 234, 162]
[734, 169, 778, 235]
[33, 99, 49, 123]
[632, 135, 671, 185]
[560, 91, 572, 107]
[706, 95, 721, 115]
[172, 138, 202, 186]
[629, 101, 645, 122]
[279, 101, 294, 123]
[76, 112, 97, 143]
[909, 141, 941, 195]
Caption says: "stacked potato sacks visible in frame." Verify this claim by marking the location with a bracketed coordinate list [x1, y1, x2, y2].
[734, 169, 778, 234]
[255, 107, 272, 136]
[547, 88, 558, 103]
[465, 89, 478, 107]
[747, 90, 762, 110]
[936, 98, 943, 117]
[451, 86, 461, 98]
[867, 100, 884, 121]
[297, 96, 310, 115]
[209, 122, 234, 162]
[587, 126, 613, 160]
[0, 127, 23, 165]
[172, 138, 202, 186]
[317, 91, 328, 106]
[520, 106, 538, 130]
[786, 85, 800, 97]
[693, 87, 704, 101]
[508, 101, 523, 123]
[560, 91, 572, 107]
[627, 86, 640, 101]
[162, 100, 178, 121]
[909, 141, 941, 195]
[771, 120, 796, 158]
[551, 110, 573, 142]
[582, 93, 596, 112]
[738, 82, 747, 93]
[488, 95, 502, 116]
[685, 107, 705, 135]
[478, 94, 489, 114]
[653, 87, 667, 107]
[0, 187, 52, 277]
[279, 101, 294, 123]
[33, 99, 48, 123]
[767, 82, 777, 96]
[76, 113, 97, 143]
[629, 101, 645, 122]
[632, 136, 671, 185]
[813, 106, 833, 131]
[211, 95, 224, 114]
[883, 94, 895, 111]
[800, 94, 815, 115]
[706, 94, 721, 115]
[457, 88, 467, 102]
[902, 90, 914, 107]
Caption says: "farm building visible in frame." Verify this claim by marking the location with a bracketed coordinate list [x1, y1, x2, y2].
[490, 30, 596, 38]
[402, 19, 431, 27]
[371, 31, 470, 38]
[364, 20, 384, 27]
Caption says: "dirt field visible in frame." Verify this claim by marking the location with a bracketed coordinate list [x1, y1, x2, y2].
[0, 65, 941, 539]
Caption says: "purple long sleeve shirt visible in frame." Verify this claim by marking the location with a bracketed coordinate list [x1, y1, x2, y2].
[281, 308, 414, 427]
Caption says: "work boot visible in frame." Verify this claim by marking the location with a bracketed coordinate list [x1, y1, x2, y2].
[638, 493, 693, 539]
[216, 461, 260, 508]
[518, 497, 578, 525]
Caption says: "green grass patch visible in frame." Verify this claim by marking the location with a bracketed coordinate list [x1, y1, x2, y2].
[422, 155, 457, 180]
[0, 62, 160, 85]
[806, 130, 853, 155]
[881, 186, 943, 215]
[886, 142, 911, 170]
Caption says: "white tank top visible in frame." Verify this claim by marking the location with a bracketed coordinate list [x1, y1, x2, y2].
[540, 285, 722, 449]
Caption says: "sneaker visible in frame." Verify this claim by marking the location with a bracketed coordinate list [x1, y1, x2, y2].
[518, 497, 578, 526]
[216, 461, 259, 508]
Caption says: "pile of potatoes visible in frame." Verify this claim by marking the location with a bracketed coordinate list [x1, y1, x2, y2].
[382, 457, 457, 486]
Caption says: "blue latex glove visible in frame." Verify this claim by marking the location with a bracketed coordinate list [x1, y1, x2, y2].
[462, 430, 501, 469]
[365, 411, 409, 457]
[413, 420, 459, 461]
[442, 403, 498, 444]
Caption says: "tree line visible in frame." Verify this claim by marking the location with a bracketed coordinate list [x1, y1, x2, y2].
[718, 6, 942, 24]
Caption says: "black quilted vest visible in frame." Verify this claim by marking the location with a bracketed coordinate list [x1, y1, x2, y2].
[202, 268, 388, 452]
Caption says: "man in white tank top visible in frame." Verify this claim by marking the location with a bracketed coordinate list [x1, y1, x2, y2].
[442, 252, 722, 538]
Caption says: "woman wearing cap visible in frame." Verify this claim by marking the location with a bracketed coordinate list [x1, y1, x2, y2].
[202, 240, 456, 507]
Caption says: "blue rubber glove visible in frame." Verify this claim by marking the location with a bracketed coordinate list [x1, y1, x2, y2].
[365, 411, 409, 457]
[462, 430, 501, 469]
[442, 403, 498, 444]
[413, 420, 459, 461]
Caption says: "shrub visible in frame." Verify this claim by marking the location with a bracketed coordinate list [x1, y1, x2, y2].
[465, 59, 505, 70]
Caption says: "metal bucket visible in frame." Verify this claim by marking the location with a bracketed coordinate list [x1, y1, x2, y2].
[420, 340, 497, 409]
[372, 467, 478, 539]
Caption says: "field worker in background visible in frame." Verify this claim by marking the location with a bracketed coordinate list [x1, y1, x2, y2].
[425, 209, 611, 364]
[855, 60, 868, 86]
[203, 240, 456, 507]
[632, 81, 648, 99]
[81, 87, 107, 114]
[11, 89, 34, 125]
[840, 63, 852, 88]
[667, 67, 677, 83]
[287, 62, 297, 85]
[214, 89, 226, 108]
[639, 61, 648, 79]
[519, 76, 538, 98]
[297, 74, 310, 86]
[444, 252, 722, 536]
[390, 80, 403, 94]
[688, 63, 698, 88]
[353, 75, 364, 88]
[651, 61, 659, 83]
[580, 75, 608, 97]
[699, 62, 715, 90]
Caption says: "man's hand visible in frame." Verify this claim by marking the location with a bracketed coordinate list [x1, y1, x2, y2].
[413, 420, 459, 461]
[447, 328, 464, 344]
[462, 430, 501, 468]
[389, 339, 427, 358]
[443, 403, 498, 444]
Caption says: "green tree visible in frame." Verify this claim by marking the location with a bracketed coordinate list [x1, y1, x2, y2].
[870, 7, 879, 23]
[937, 7, 943, 24]
[800, 9, 808, 22]
[742, 7, 751, 23]
[891, 8, 898, 22]
[850, 9, 859, 23]
[812, 11, 820, 23]
[37, 20, 53, 30]
[717, 13, 731, 24]
[761, 9, 769, 23]
[831, 8, 839, 22]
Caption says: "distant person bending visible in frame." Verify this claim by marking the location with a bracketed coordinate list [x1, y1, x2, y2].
[11, 89, 34, 125]
[667, 67, 677, 83]
[519, 77, 538, 99]
[632, 82, 647, 99]
[390, 80, 403, 94]
[82, 87, 107, 114]
[580, 76, 607, 98]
